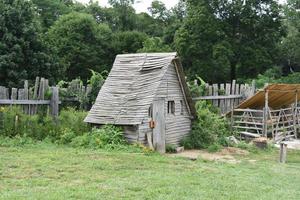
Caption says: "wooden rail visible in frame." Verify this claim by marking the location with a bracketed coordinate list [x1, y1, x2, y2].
[193, 94, 242, 100]
[0, 100, 51, 105]
[0, 77, 59, 118]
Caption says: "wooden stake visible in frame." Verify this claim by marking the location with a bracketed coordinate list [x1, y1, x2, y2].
[279, 142, 287, 163]
[263, 89, 269, 137]
[294, 91, 298, 139]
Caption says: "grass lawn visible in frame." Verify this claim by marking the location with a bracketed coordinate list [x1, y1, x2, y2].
[1, 143, 300, 200]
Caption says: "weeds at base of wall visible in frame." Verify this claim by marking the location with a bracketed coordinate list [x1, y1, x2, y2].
[0, 107, 154, 154]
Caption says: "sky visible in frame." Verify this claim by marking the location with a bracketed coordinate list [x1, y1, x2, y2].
[76, 0, 287, 13]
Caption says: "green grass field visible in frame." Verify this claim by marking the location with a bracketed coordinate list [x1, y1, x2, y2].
[1, 143, 300, 200]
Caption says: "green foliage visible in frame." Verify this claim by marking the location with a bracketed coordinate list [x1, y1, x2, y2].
[138, 37, 172, 53]
[247, 67, 282, 88]
[279, 0, 300, 71]
[0, 0, 63, 87]
[250, 67, 300, 89]
[180, 101, 231, 149]
[88, 70, 107, 104]
[0, 107, 89, 141]
[166, 144, 177, 153]
[70, 125, 127, 150]
[148, 0, 170, 22]
[58, 108, 90, 135]
[46, 12, 114, 81]
[175, 0, 284, 82]
[113, 31, 148, 54]
[187, 75, 207, 97]
[207, 143, 222, 153]
[32, 0, 72, 30]
[0, 135, 35, 147]
[0, 107, 146, 151]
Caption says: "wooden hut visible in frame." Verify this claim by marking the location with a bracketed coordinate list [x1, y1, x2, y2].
[84, 53, 196, 153]
[231, 84, 300, 142]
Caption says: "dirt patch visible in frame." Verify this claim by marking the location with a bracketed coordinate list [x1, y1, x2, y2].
[170, 147, 249, 164]
[274, 140, 300, 150]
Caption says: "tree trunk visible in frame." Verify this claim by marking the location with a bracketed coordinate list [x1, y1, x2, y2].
[230, 61, 237, 81]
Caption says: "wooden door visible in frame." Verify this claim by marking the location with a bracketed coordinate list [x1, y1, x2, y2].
[152, 98, 166, 153]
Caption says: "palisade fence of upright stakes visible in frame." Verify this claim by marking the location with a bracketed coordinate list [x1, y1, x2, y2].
[192, 80, 256, 115]
[0, 77, 256, 118]
[0, 77, 92, 118]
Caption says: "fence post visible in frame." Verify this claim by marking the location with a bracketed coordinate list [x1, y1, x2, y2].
[279, 142, 287, 163]
[50, 87, 59, 119]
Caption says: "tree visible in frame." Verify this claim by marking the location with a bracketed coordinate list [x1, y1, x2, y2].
[46, 12, 114, 81]
[108, 0, 136, 31]
[138, 37, 172, 53]
[148, 0, 170, 22]
[279, 0, 300, 73]
[175, 0, 230, 82]
[175, 0, 284, 82]
[32, 0, 72, 31]
[0, 0, 62, 87]
[112, 31, 148, 54]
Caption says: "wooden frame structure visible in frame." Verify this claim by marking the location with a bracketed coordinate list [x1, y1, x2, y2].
[85, 53, 196, 153]
[231, 84, 300, 142]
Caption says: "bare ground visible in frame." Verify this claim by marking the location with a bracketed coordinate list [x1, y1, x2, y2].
[169, 147, 249, 164]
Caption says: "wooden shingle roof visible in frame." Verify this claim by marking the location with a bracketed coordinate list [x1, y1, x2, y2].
[238, 84, 300, 109]
[84, 52, 195, 125]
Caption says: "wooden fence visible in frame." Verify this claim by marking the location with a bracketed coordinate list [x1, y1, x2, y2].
[193, 80, 256, 115]
[0, 77, 59, 118]
[0, 77, 92, 117]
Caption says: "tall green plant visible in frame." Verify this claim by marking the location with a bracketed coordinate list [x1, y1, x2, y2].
[88, 70, 107, 104]
[181, 101, 231, 149]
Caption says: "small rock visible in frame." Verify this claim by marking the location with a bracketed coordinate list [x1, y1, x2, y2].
[227, 136, 239, 145]
[176, 146, 184, 153]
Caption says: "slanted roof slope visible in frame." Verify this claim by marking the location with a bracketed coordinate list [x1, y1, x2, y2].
[238, 84, 300, 109]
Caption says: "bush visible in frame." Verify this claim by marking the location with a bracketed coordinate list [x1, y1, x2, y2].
[180, 101, 231, 149]
[0, 135, 35, 147]
[59, 128, 77, 144]
[0, 107, 151, 152]
[207, 143, 222, 153]
[166, 144, 177, 153]
[58, 108, 90, 135]
[0, 107, 89, 141]
[71, 125, 127, 150]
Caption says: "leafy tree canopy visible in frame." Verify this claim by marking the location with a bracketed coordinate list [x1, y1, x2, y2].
[0, 0, 62, 87]
[46, 12, 114, 81]
[175, 0, 284, 82]
[138, 37, 172, 53]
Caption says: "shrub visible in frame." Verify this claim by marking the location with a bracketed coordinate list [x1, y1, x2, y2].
[0, 106, 89, 141]
[71, 125, 127, 149]
[187, 75, 207, 97]
[207, 143, 222, 153]
[58, 108, 90, 135]
[166, 144, 177, 153]
[180, 101, 231, 149]
[0, 135, 35, 147]
[59, 128, 77, 144]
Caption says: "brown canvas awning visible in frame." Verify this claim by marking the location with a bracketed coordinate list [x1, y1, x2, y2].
[238, 84, 300, 109]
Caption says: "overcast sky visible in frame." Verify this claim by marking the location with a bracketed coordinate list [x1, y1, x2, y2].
[76, 0, 287, 13]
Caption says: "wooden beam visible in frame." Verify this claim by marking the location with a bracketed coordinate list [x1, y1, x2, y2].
[294, 91, 298, 139]
[193, 94, 242, 101]
[263, 89, 269, 137]
[0, 100, 51, 105]
[234, 108, 263, 113]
